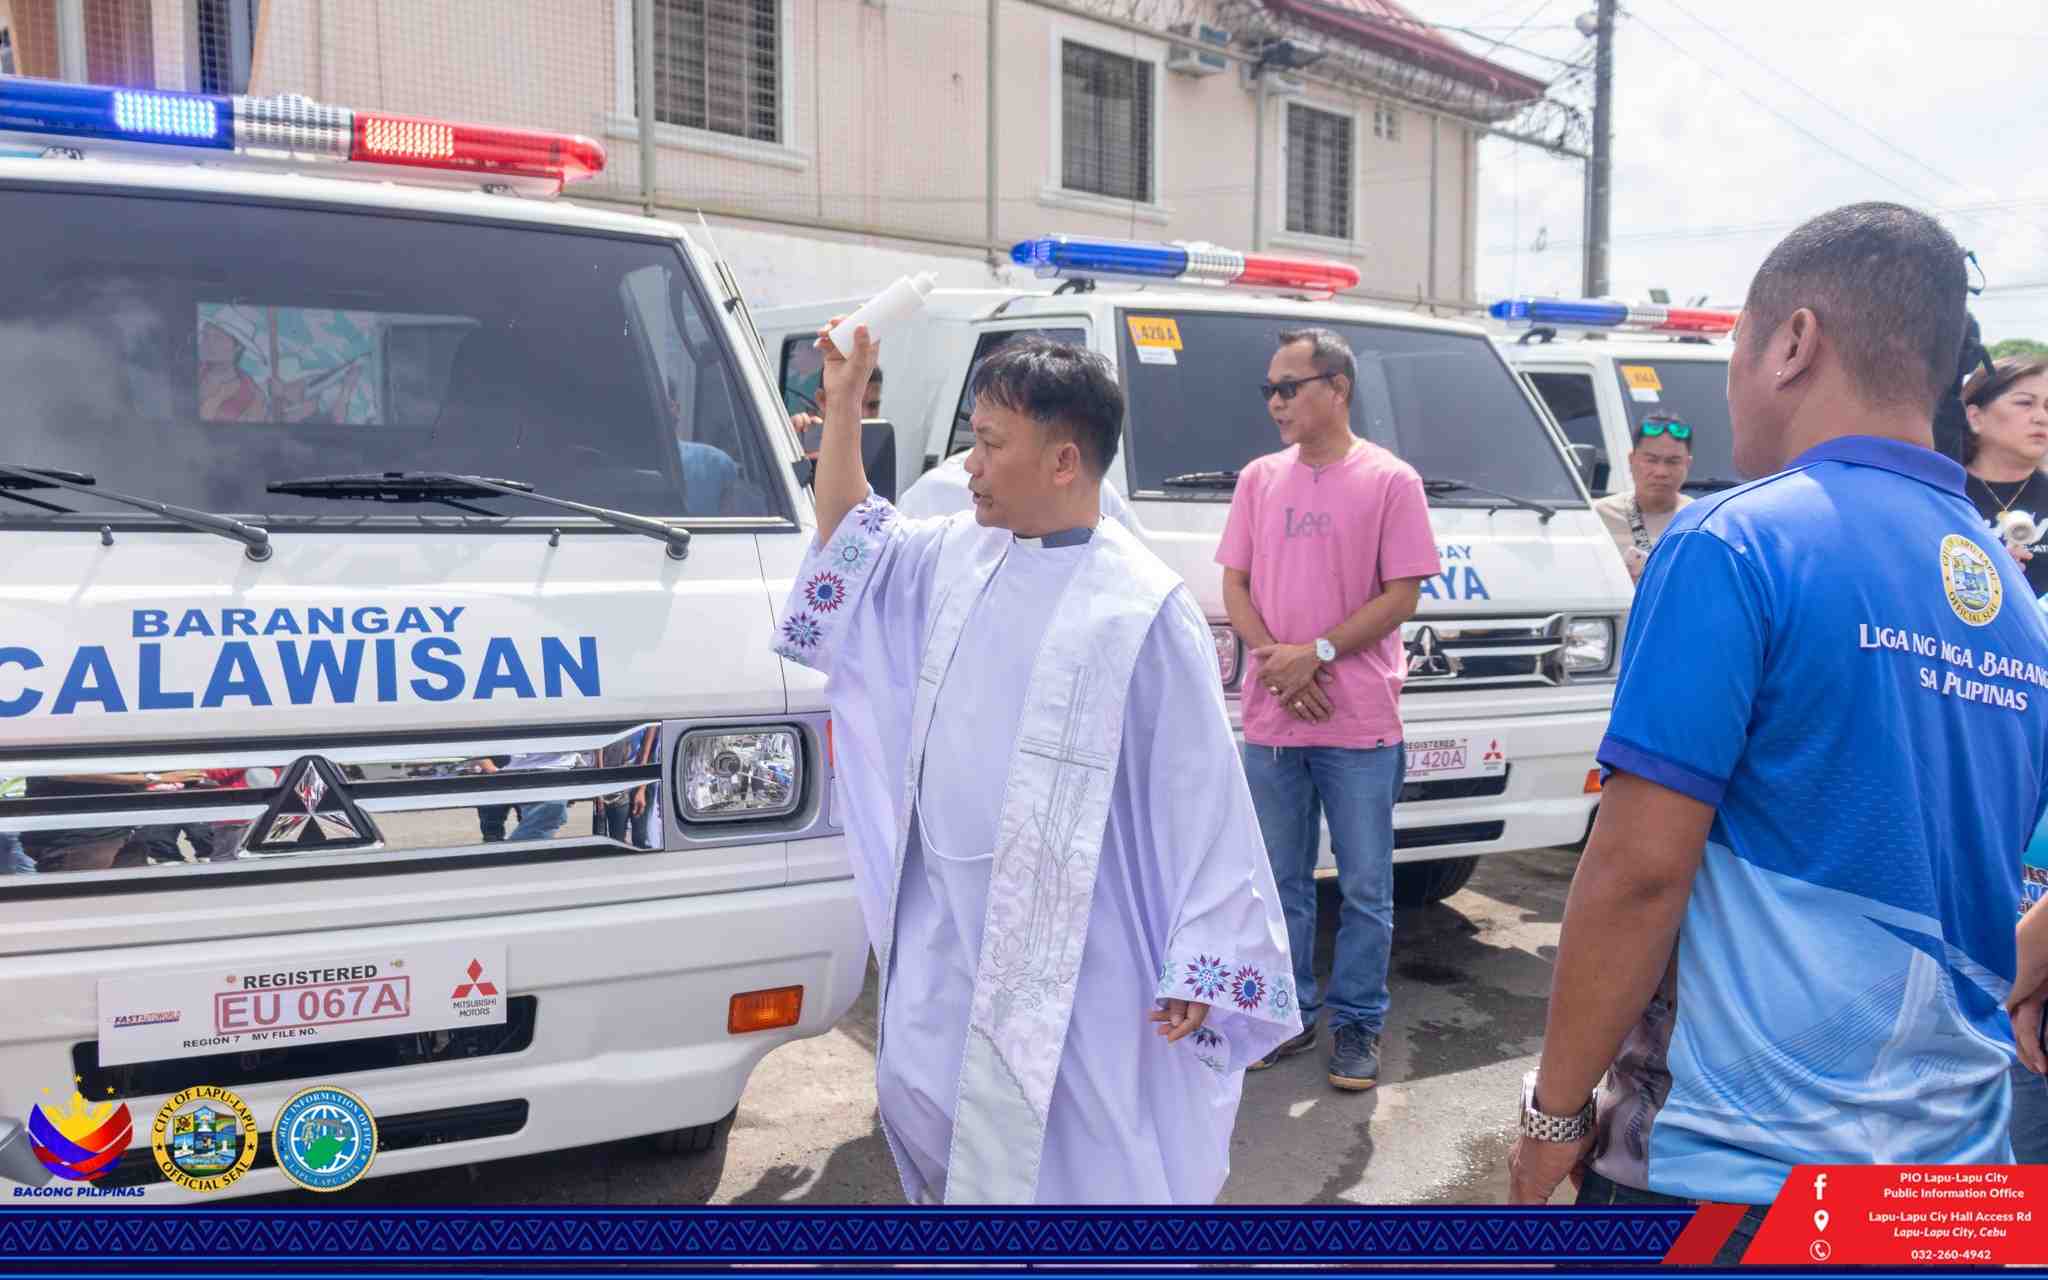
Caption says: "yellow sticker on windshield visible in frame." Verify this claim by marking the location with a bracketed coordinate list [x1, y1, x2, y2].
[1619, 364, 1663, 392]
[1127, 316, 1183, 350]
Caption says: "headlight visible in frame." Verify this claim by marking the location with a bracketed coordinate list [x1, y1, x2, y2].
[679, 728, 802, 822]
[1563, 618, 1614, 672]
[1210, 625, 1241, 688]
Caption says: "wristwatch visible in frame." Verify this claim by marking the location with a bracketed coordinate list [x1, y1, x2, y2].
[1313, 637, 1337, 663]
[1520, 1071, 1595, 1143]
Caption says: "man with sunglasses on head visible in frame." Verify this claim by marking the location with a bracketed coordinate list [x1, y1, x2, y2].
[1219, 328, 1440, 1091]
[1593, 416, 1695, 584]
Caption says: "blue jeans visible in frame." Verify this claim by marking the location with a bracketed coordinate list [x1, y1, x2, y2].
[2014, 1062, 2048, 1162]
[2, 833, 31, 874]
[1242, 743, 1404, 1034]
[508, 801, 568, 843]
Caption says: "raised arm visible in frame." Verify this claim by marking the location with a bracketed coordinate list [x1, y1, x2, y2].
[811, 321, 882, 546]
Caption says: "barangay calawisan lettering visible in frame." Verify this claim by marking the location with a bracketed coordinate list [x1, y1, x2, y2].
[1858, 622, 2048, 712]
[0, 605, 601, 717]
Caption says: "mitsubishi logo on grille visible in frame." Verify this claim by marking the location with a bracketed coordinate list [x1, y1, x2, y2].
[1406, 626, 1455, 678]
[246, 756, 382, 855]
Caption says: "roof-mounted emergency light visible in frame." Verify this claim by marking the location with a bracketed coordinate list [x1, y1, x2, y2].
[0, 76, 605, 192]
[1489, 295, 1738, 336]
[1011, 235, 1361, 296]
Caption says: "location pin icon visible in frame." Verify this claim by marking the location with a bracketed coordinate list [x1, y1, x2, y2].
[1814, 1210, 1830, 1232]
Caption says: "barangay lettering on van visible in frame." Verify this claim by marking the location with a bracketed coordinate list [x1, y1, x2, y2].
[1859, 621, 2048, 712]
[0, 605, 601, 717]
[1419, 545, 1490, 601]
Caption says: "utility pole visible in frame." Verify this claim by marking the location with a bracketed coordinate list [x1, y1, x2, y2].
[1581, 0, 1616, 298]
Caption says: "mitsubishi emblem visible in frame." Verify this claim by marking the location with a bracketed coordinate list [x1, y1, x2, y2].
[1406, 626, 1454, 678]
[245, 756, 382, 856]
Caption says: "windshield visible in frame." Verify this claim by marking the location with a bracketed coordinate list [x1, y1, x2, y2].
[1610, 356, 1736, 487]
[0, 187, 786, 522]
[1117, 310, 1582, 503]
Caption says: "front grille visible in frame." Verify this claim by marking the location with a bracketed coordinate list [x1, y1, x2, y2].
[1394, 821, 1505, 850]
[1402, 767, 1511, 804]
[1401, 616, 1568, 691]
[95, 1099, 529, 1189]
[74, 996, 538, 1099]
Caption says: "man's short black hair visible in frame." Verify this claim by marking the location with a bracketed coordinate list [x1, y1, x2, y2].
[1277, 328, 1358, 405]
[1741, 202, 1968, 413]
[969, 337, 1122, 476]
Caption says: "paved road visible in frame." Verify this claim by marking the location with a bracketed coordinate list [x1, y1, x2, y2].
[256, 846, 1576, 1206]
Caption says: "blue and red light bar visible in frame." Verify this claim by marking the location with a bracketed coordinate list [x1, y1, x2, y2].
[0, 76, 604, 190]
[1011, 235, 1361, 295]
[1489, 295, 1738, 336]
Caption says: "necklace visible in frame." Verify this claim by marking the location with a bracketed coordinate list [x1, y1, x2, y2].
[1976, 474, 2032, 515]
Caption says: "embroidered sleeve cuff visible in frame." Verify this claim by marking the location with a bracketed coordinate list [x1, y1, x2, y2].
[1596, 733, 1728, 808]
[771, 495, 899, 672]
[1156, 949, 1299, 1075]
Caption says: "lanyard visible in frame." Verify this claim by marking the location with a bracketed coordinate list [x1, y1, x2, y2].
[1625, 496, 1656, 553]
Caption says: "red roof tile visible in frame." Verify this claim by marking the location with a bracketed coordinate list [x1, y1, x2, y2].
[1262, 0, 1549, 103]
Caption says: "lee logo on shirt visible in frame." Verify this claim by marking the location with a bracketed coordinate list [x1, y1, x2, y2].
[1283, 508, 1333, 539]
[1941, 534, 2003, 627]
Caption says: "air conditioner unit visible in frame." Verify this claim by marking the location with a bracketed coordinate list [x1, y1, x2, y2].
[1167, 22, 1231, 77]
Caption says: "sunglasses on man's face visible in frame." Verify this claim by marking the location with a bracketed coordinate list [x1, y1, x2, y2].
[1260, 373, 1339, 402]
[1638, 420, 1692, 441]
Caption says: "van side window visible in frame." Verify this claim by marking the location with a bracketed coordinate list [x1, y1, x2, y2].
[1525, 371, 1609, 493]
[948, 327, 1087, 457]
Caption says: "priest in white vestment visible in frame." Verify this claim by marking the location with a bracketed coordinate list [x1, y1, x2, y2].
[771, 325, 1298, 1205]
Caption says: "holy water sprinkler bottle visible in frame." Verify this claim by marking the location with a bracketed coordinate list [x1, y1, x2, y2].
[829, 272, 936, 357]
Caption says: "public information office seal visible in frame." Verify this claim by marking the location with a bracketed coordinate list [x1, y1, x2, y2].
[151, 1085, 259, 1192]
[273, 1085, 378, 1192]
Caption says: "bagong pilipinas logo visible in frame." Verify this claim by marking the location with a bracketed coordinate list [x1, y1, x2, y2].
[1942, 533, 2003, 627]
[273, 1085, 378, 1193]
[151, 1085, 259, 1192]
[27, 1079, 133, 1181]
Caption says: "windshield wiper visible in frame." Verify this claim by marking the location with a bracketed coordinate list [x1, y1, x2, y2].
[0, 463, 271, 559]
[1423, 478, 1558, 523]
[267, 472, 691, 560]
[1161, 470, 1241, 490]
[1684, 476, 1742, 492]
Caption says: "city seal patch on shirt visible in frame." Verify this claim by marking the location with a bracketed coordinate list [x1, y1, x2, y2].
[1941, 534, 2003, 627]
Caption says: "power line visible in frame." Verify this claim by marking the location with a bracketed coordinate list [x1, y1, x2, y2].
[1624, 11, 1961, 216]
[1479, 195, 2048, 256]
[1658, 0, 2021, 239]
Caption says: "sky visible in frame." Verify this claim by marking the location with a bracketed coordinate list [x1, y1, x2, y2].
[1430, 0, 2048, 343]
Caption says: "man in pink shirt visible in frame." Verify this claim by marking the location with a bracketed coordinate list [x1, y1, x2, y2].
[1218, 328, 1441, 1091]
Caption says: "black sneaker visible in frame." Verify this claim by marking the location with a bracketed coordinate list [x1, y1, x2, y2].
[1247, 1024, 1318, 1071]
[1328, 1023, 1381, 1091]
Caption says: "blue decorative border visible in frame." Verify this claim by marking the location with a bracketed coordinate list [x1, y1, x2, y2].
[0, 1207, 1688, 1264]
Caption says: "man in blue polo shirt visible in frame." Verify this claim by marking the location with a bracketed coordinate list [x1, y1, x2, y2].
[1509, 204, 2048, 1232]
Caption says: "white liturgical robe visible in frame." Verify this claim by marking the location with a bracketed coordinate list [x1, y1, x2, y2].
[772, 493, 1298, 1205]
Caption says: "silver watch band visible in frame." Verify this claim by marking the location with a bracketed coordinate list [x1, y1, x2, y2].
[1520, 1071, 1594, 1143]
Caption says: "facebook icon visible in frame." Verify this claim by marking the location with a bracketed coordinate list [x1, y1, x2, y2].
[1813, 1173, 1827, 1201]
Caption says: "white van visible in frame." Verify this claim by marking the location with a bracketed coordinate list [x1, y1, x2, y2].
[0, 78, 876, 1199]
[758, 237, 1635, 906]
[1490, 297, 1740, 502]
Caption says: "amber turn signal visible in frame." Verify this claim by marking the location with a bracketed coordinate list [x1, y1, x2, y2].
[1583, 769, 1604, 794]
[729, 985, 804, 1034]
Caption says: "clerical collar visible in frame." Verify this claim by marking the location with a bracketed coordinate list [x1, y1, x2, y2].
[1014, 526, 1094, 549]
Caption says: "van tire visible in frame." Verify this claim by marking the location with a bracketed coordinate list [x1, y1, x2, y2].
[1392, 856, 1480, 907]
[652, 1107, 734, 1156]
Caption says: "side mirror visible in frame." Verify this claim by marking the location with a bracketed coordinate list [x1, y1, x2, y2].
[0, 1115, 52, 1187]
[861, 419, 898, 503]
[792, 419, 898, 503]
[1566, 444, 1606, 493]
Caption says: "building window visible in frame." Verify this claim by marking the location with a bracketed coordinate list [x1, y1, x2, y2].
[1286, 104, 1352, 240]
[1062, 41, 1153, 203]
[645, 0, 781, 144]
[196, 0, 258, 95]
[1373, 102, 1402, 142]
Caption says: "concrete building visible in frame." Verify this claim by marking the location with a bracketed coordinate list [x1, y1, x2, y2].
[1, 0, 1544, 308]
